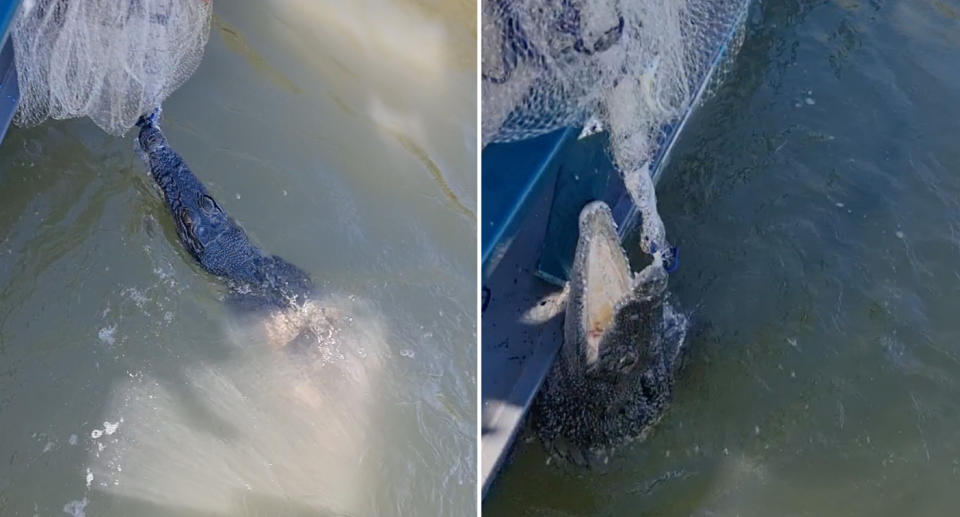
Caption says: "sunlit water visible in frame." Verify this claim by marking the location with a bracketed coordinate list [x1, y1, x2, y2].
[486, 0, 960, 515]
[0, 1, 475, 515]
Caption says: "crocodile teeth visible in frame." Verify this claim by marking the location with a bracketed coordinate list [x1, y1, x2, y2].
[562, 201, 633, 377]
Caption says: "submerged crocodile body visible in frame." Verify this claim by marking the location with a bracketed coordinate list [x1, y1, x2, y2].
[136, 110, 313, 312]
[534, 201, 685, 465]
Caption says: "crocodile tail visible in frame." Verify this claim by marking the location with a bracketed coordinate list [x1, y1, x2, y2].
[136, 106, 163, 128]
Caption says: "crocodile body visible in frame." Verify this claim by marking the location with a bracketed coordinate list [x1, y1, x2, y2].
[136, 111, 312, 311]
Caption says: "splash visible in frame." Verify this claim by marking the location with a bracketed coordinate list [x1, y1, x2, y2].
[85, 294, 391, 515]
[62, 497, 88, 517]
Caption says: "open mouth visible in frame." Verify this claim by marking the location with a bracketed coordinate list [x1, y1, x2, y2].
[570, 201, 633, 370]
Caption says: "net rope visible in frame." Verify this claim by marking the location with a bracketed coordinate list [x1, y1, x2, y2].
[11, 0, 212, 136]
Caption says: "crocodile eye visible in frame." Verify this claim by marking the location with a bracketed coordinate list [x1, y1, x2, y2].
[199, 194, 220, 214]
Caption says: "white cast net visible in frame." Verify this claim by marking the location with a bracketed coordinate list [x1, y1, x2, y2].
[11, 0, 212, 136]
[482, 0, 747, 261]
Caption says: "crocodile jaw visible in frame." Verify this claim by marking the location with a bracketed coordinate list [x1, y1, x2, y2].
[563, 201, 633, 375]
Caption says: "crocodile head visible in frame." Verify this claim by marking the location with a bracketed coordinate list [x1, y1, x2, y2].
[136, 113, 282, 288]
[562, 200, 669, 380]
[134, 110, 315, 328]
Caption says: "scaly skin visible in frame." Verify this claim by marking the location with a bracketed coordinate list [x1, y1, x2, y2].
[136, 110, 313, 311]
[534, 201, 681, 465]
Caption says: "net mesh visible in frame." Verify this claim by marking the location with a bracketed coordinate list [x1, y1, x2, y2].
[482, 0, 747, 147]
[482, 0, 747, 262]
[11, 0, 212, 136]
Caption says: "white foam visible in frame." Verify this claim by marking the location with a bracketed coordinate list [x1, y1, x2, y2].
[103, 420, 120, 436]
[121, 288, 149, 309]
[98, 324, 116, 345]
[62, 498, 88, 517]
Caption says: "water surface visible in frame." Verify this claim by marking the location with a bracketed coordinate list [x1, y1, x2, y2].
[0, 1, 475, 515]
[486, 0, 960, 514]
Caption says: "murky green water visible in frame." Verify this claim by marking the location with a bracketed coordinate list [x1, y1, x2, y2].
[486, 0, 960, 514]
[0, 1, 475, 515]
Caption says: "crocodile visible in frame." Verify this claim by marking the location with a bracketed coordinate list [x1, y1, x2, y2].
[533, 200, 686, 465]
[135, 109, 313, 313]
